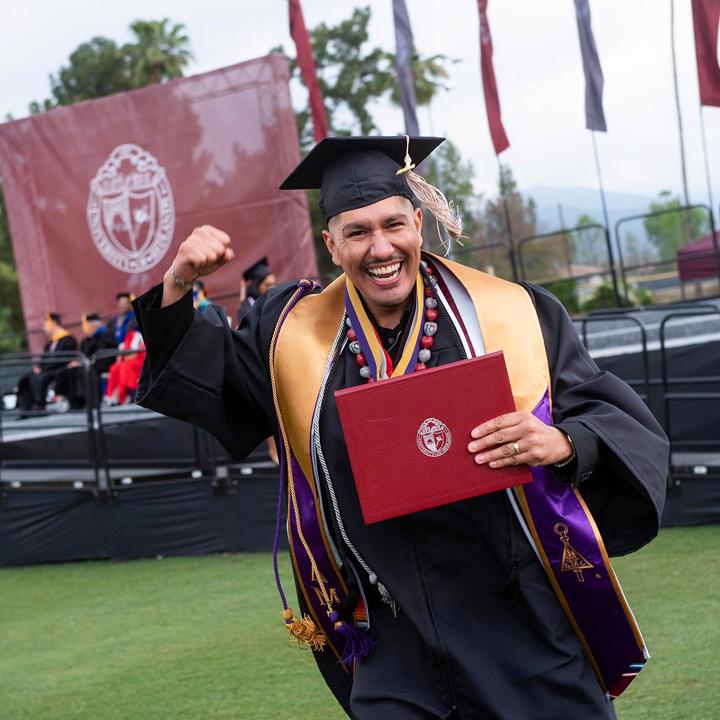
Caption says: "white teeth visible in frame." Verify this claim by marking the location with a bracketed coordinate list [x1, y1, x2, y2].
[367, 262, 401, 279]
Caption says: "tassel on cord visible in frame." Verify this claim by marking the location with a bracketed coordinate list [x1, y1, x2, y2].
[283, 608, 327, 651]
[330, 611, 375, 664]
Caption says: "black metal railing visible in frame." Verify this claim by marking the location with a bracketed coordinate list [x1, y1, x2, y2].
[0, 347, 264, 496]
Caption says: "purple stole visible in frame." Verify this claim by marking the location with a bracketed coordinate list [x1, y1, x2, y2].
[270, 258, 647, 697]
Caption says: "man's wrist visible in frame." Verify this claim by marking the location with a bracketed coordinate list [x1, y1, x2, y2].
[162, 263, 194, 308]
[553, 431, 576, 468]
[170, 261, 196, 291]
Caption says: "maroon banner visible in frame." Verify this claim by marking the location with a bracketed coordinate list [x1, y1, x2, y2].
[289, 0, 329, 142]
[478, 0, 510, 155]
[692, 0, 720, 106]
[0, 55, 317, 350]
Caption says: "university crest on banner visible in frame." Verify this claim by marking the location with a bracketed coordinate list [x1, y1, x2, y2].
[86, 144, 175, 273]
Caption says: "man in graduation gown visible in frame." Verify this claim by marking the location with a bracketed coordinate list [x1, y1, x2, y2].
[133, 137, 668, 720]
[236, 257, 277, 326]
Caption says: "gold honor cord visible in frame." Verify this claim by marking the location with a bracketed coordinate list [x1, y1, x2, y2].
[268, 282, 331, 651]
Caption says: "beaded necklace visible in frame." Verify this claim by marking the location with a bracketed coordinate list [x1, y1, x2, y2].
[345, 260, 439, 382]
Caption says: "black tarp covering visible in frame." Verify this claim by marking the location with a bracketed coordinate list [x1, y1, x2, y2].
[1, 336, 718, 568]
[0, 475, 284, 567]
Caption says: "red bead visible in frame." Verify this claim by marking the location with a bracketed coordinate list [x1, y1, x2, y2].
[347, 328, 356, 341]
[425, 266, 434, 277]
[424, 288, 433, 298]
[421, 336, 434, 349]
[355, 353, 366, 367]
[426, 308, 438, 322]
[415, 362, 426, 371]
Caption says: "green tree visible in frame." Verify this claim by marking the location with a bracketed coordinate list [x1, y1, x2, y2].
[643, 191, 709, 260]
[30, 37, 132, 112]
[476, 164, 536, 280]
[573, 214, 608, 267]
[284, 6, 453, 147]
[126, 19, 192, 86]
[0, 183, 24, 350]
[426, 139, 479, 244]
[30, 19, 191, 112]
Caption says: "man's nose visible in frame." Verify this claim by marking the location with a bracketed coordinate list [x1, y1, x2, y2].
[369, 230, 395, 257]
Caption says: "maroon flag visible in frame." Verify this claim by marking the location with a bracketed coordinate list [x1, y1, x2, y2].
[692, 0, 720, 106]
[478, 0, 509, 154]
[289, 0, 329, 142]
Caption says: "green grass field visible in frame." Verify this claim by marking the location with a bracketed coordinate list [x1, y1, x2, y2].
[1, 526, 718, 720]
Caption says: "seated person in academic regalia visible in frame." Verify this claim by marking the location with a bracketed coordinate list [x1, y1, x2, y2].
[104, 327, 146, 405]
[108, 292, 136, 344]
[64, 313, 118, 409]
[17, 313, 78, 412]
[236, 257, 276, 327]
[132, 137, 669, 719]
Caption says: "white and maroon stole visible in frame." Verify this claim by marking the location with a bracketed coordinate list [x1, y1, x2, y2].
[269, 256, 648, 697]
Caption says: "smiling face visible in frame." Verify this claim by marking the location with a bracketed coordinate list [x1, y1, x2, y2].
[322, 196, 423, 328]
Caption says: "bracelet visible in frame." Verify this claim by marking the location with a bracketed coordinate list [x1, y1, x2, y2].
[170, 261, 195, 292]
[553, 432, 576, 468]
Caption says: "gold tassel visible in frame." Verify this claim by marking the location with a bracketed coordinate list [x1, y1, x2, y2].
[283, 608, 327, 651]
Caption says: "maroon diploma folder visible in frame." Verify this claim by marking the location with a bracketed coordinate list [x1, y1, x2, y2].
[335, 352, 532, 524]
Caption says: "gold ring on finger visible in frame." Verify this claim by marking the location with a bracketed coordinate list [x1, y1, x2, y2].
[513, 441, 521, 456]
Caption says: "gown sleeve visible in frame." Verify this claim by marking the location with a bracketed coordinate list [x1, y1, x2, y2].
[132, 282, 299, 459]
[522, 283, 670, 556]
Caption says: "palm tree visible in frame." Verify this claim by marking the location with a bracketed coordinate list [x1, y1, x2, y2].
[125, 19, 193, 86]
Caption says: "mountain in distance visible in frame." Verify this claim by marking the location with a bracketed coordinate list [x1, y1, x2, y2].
[521, 186, 655, 235]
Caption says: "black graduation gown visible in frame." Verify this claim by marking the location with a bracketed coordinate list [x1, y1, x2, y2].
[61, 328, 120, 408]
[17, 335, 79, 410]
[133, 282, 668, 720]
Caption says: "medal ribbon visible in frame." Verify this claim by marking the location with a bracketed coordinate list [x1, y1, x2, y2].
[344, 275, 424, 381]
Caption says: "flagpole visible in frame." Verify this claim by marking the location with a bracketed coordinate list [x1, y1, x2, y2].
[699, 105, 715, 216]
[496, 156, 518, 281]
[591, 132, 610, 232]
[591, 130, 621, 304]
[670, 0, 691, 206]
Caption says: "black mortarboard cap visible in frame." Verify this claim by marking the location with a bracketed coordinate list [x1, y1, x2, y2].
[85, 313, 102, 322]
[243, 257, 272, 285]
[279, 136, 444, 220]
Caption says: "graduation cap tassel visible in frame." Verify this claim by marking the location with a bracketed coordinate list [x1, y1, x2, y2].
[406, 170, 464, 248]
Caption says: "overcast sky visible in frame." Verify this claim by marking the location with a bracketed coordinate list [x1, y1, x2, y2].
[3, 0, 720, 207]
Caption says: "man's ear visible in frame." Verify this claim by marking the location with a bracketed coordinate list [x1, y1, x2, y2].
[322, 228, 342, 267]
[414, 206, 424, 247]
